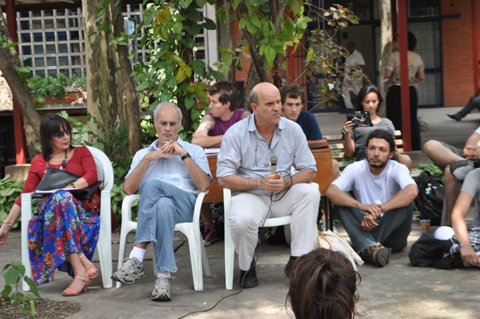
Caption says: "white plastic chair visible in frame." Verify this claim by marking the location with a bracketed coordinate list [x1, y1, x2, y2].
[223, 183, 320, 290]
[116, 191, 211, 291]
[21, 146, 113, 290]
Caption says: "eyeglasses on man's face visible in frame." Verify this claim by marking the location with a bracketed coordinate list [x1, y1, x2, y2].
[53, 130, 71, 138]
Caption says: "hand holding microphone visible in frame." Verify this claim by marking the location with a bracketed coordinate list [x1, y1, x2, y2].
[262, 154, 284, 193]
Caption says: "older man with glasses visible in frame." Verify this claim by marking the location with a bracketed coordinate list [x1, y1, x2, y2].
[111, 102, 211, 302]
[217, 82, 320, 288]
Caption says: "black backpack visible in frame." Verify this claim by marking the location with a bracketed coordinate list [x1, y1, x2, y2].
[409, 227, 456, 268]
[414, 171, 444, 226]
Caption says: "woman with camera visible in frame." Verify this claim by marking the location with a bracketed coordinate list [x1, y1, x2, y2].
[0, 113, 100, 297]
[343, 84, 412, 169]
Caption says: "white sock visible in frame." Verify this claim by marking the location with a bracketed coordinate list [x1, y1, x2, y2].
[129, 246, 146, 263]
[157, 271, 171, 279]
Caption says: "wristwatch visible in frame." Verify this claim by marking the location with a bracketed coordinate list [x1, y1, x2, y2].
[181, 153, 191, 161]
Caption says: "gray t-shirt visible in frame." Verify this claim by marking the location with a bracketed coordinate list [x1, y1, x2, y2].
[350, 117, 395, 160]
[461, 168, 480, 227]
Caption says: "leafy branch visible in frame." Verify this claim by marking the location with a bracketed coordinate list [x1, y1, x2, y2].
[1, 263, 40, 315]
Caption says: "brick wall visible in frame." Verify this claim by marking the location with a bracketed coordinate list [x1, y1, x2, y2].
[442, 0, 480, 107]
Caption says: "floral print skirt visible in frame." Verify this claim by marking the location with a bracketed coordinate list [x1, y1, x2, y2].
[28, 190, 100, 285]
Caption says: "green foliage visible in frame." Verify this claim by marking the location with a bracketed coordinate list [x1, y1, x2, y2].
[306, 5, 365, 108]
[217, 0, 311, 73]
[129, 0, 221, 139]
[414, 163, 444, 181]
[1, 263, 40, 315]
[0, 176, 24, 228]
[26, 73, 86, 105]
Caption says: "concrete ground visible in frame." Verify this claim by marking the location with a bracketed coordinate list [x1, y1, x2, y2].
[1, 107, 480, 319]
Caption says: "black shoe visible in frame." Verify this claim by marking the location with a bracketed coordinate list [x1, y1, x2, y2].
[359, 245, 391, 267]
[447, 114, 462, 121]
[239, 261, 258, 288]
[284, 256, 298, 278]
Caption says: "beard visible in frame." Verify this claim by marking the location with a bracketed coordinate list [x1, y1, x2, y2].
[368, 157, 388, 169]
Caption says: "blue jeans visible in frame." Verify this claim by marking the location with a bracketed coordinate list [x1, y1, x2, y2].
[456, 96, 480, 118]
[337, 204, 413, 253]
[135, 179, 197, 272]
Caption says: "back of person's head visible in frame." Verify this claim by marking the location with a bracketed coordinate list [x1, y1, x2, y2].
[208, 81, 238, 111]
[288, 249, 360, 319]
[366, 129, 395, 153]
[407, 31, 417, 51]
[280, 84, 306, 104]
[355, 84, 383, 111]
[40, 113, 73, 161]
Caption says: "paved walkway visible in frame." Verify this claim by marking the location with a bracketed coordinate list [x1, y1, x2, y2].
[1, 107, 479, 319]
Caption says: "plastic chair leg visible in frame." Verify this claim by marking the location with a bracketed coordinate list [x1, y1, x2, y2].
[116, 226, 129, 288]
[201, 244, 211, 278]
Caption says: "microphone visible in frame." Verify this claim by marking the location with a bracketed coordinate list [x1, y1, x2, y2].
[270, 154, 278, 174]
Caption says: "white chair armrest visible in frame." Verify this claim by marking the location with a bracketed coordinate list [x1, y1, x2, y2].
[121, 194, 140, 224]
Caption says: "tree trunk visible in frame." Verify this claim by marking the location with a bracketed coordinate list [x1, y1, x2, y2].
[0, 7, 41, 157]
[82, 0, 122, 148]
[111, 0, 142, 155]
[378, 0, 393, 117]
[243, 64, 261, 110]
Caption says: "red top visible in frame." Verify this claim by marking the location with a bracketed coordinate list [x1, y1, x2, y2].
[15, 146, 98, 207]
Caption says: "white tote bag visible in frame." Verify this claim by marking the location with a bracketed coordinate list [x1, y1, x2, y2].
[317, 230, 364, 271]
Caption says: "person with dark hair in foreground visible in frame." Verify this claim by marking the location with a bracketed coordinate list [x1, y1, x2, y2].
[326, 129, 418, 267]
[288, 248, 360, 319]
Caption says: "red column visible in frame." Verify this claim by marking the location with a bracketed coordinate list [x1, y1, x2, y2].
[6, 0, 26, 164]
[288, 46, 295, 83]
[397, 0, 411, 152]
[472, 0, 479, 93]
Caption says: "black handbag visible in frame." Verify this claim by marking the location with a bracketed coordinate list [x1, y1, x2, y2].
[35, 168, 102, 201]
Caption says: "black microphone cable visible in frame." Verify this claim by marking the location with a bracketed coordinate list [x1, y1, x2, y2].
[178, 171, 294, 319]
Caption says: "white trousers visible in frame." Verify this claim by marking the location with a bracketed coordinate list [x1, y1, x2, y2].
[230, 183, 320, 270]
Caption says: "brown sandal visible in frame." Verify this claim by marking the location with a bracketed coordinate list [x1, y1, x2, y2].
[79, 253, 98, 279]
[62, 275, 90, 297]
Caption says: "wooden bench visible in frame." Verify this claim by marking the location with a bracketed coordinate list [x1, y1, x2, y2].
[324, 130, 404, 169]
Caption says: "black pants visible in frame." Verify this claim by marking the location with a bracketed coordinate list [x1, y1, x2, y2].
[386, 85, 421, 150]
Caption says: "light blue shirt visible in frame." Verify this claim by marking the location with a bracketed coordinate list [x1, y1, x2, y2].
[126, 137, 211, 194]
[217, 114, 317, 196]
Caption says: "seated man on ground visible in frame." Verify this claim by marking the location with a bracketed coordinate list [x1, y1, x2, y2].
[451, 168, 480, 266]
[280, 83, 340, 180]
[111, 102, 211, 302]
[423, 126, 480, 225]
[326, 129, 417, 267]
[192, 81, 250, 245]
[217, 82, 320, 288]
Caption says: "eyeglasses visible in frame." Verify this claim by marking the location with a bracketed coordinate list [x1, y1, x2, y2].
[158, 121, 178, 127]
[53, 130, 71, 138]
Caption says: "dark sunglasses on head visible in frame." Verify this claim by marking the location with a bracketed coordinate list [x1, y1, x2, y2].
[53, 130, 71, 138]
